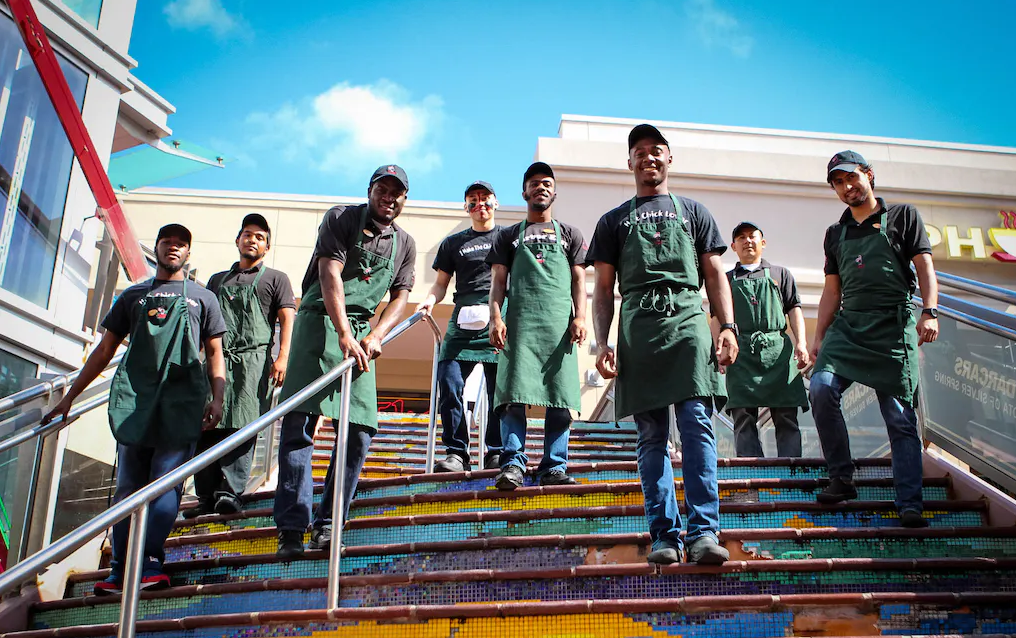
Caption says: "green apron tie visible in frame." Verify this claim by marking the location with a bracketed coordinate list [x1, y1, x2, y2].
[216, 265, 274, 429]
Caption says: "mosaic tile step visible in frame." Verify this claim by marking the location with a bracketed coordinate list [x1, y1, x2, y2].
[27, 588, 1016, 633]
[316, 441, 638, 455]
[310, 450, 638, 468]
[366, 431, 640, 445]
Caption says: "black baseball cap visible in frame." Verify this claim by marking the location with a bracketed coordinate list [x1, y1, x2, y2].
[240, 213, 271, 235]
[523, 162, 555, 186]
[369, 164, 409, 191]
[731, 221, 763, 241]
[156, 223, 191, 246]
[628, 123, 669, 150]
[465, 180, 496, 198]
[827, 150, 868, 178]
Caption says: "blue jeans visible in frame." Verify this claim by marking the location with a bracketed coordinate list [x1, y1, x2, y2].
[634, 399, 720, 552]
[437, 359, 503, 462]
[273, 411, 373, 532]
[499, 404, 571, 475]
[109, 442, 196, 577]
[810, 370, 923, 512]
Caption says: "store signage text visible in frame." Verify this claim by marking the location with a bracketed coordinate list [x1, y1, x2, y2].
[926, 211, 1016, 262]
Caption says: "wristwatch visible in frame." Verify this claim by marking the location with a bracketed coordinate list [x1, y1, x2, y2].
[720, 322, 739, 337]
[921, 308, 939, 318]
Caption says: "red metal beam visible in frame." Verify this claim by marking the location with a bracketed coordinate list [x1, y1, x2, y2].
[6, 0, 148, 281]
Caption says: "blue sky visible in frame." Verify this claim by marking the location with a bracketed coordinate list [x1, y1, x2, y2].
[128, 0, 1016, 206]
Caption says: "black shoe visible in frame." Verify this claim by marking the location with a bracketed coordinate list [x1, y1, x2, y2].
[213, 493, 242, 515]
[434, 454, 468, 473]
[686, 536, 729, 565]
[276, 530, 304, 559]
[181, 500, 213, 519]
[817, 477, 858, 504]
[899, 509, 929, 528]
[647, 544, 682, 565]
[307, 525, 332, 550]
[483, 454, 501, 470]
[495, 465, 525, 491]
[540, 470, 578, 486]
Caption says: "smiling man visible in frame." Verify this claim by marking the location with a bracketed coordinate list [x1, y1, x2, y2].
[274, 165, 417, 558]
[588, 124, 737, 565]
[183, 214, 296, 519]
[811, 150, 939, 528]
[44, 223, 227, 595]
[486, 162, 587, 490]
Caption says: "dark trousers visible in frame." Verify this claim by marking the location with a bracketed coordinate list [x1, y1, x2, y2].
[192, 428, 256, 502]
[273, 411, 373, 532]
[437, 359, 503, 463]
[730, 407, 802, 457]
[109, 442, 195, 577]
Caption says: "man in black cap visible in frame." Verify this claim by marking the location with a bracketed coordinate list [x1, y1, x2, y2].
[183, 214, 296, 518]
[274, 165, 417, 558]
[719, 221, 809, 457]
[417, 181, 505, 472]
[487, 162, 587, 490]
[44, 223, 227, 594]
[588, 123, 736, 565]
[811, 150, 939, 528]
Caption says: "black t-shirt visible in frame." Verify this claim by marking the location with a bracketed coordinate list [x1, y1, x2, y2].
[433, 226, 502, 303]
[301, 204, 417, 296]
[102, 279, 227, 350]
[822, 198, 932, 294]
[485, 221, 587, 270]
[586, 194, 727, 284]
[727, 259, 801, 314]
[207, 263, 296, 323]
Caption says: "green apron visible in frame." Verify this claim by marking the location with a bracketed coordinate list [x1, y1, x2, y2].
[439, 291, 500, 363]
[725, 267, 808, 410]
[279, 208, 397, 430]
[615, 194, 726, 419]
[217, 265, 274, 429]
[108, 278, 208, 447]
[815, 211, 919, 406]
[493, 220, 580, 411]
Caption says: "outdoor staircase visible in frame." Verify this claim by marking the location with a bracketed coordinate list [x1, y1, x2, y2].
[11, 413, 1016, 637]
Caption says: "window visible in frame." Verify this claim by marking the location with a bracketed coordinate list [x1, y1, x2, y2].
[0, 348, 39, 557]
[0, 15, 88, 308]
[61, 0, 103, 29]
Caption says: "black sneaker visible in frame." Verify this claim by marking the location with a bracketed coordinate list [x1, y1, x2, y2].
[899, 509, 929, 528]
[214, 493, 242, 515]
[647, 544, 682, 565]
[540, 470, 578, 486]
[276, 530, 304, 559]
[181, 499, 213, 519]
[483, 454, 501, 470]
[495, 465, 525, 491]
[434, 454, 468, 473]
[686, 536, 729, 565]
[307, 525, 332, 550]
[817, 477, 858, 504]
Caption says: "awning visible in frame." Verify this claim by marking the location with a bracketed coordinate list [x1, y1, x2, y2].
[108, 139, 225, 192]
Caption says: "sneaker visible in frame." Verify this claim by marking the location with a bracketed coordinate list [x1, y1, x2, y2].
[434, 454, 468, 473]
[686, 536, 729, 565]
[539, 469, 578, 486]
[817, 477, 858, 504]
[308, 525, 332, 550]
[139, 569, 171, 591]
[93, 574, 122, 596]
[181, 500, 213, 519]
[483, 454, 501, 470]
[647, 544, 682, 565]
[276, 530, 305, 559]
[213, 493, 242, 515]
[495, 465, 525, 491]
[899, 509, 929, 528]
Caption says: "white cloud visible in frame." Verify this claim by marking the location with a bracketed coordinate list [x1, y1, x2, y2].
[245, 80, 444, 178]
[164, 0, 244, 38]
[685, 0, 754, 58]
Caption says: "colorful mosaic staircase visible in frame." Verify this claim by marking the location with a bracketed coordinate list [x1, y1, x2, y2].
[12, 414, 1016, 637]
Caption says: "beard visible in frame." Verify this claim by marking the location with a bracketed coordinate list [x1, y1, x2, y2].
[157, 257, 183, 274]
[845, 189, 870, 206]
[526, 192, 557, 212]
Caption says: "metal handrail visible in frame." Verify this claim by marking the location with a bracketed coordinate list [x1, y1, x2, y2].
[0, 353, 123, 417]
[422, 317, 443, 473]
[936, 270, 1016, 306]
[472, 369, 489, 463]
[0, 311, 439, 638]
[916, 295, 1016, 342]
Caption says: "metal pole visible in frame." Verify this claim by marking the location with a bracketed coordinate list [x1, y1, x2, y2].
[326, 367, 353, 610]
[117, 502, 149, 638]
[15, 437, 44, 563]
[476, 378, 487, 467]
[425, 341, 440, 473]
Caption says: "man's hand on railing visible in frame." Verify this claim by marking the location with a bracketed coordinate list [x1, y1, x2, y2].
[489, 317, 507, 351]
[202, 398, 223, 430]
[340, 332, 370, 372]
[361, 333, 383, 362]
[270, 358, 288, 387]
[415, 295, 436, 316]
[41, 396, 74, 426]
[596, 346, 618, 379]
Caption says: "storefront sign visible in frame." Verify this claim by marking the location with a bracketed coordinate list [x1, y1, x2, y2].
[926, 211, 1016, 262]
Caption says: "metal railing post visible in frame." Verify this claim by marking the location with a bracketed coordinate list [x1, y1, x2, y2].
[117, 502, 149, 638]
[425, 341, 440, 473]
[15, 437, 44, 563]
[326, 367, 353, 610]
[476, 376, 487, 465]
